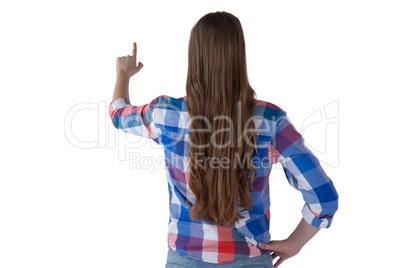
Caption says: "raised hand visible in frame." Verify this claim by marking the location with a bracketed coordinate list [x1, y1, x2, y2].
[116, 42, 144, 78]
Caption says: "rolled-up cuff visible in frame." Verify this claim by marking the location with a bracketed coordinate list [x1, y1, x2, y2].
[109, 98, 130, 117]
[301, 203, 335, 228]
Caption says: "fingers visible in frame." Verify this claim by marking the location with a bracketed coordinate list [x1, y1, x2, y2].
[132, 42, 137, 55]
[273, 257, 284, 268]
[132, 42, 137, 63]
[271, 252, 278, 260]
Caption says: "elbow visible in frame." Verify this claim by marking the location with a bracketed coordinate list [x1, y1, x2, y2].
[108, 108, 120, 129]
[320, 180, 339, 221]
[108, 104, 121, 130]
[302, 195, 339, 229]
[327, 185, 339, 219]
[109, 114, 121, 130]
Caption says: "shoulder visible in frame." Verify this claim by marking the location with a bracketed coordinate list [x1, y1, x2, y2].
[254, 98, 286, 121]
[151, 95, 188, 112]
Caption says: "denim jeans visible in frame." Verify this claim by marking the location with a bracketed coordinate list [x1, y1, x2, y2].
[165, 247, 274, 268]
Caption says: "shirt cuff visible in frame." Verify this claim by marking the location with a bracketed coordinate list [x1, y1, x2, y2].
[301, 203, 334, 228]
[109, 98, 131, 117]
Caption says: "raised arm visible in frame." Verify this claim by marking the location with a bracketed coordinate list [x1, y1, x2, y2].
[109, 42, 162, 143]
[112, 41, 144, 102]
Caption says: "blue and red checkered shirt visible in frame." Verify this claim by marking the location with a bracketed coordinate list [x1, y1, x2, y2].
[109, 95, 339, 264]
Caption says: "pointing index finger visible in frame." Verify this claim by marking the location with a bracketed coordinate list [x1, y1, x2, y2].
[132, 42, 137, 56]
[132, 42, 137, 64]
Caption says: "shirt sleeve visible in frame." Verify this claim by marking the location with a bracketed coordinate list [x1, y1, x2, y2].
[270, 110, 339, 228]
[108, 96, 164, 144]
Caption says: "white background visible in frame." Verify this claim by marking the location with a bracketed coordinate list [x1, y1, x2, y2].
[1, 0, 401, 267]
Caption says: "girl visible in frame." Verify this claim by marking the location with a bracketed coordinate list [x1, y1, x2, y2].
[110, 11, 338, 268]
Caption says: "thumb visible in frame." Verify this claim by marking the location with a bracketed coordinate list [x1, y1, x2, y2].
[258, 241, 277, 251]
[138, 62, 144, 68]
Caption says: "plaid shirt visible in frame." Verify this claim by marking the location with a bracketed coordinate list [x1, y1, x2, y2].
[109, 95, 339, 264]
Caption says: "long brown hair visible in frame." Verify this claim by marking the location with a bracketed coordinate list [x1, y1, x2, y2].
[186, 11, 258, 226]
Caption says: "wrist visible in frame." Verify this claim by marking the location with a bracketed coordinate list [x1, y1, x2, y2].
[116, 72, 130, 81]
[285, 237, 303, 254]
[285, 217, 321, 253]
